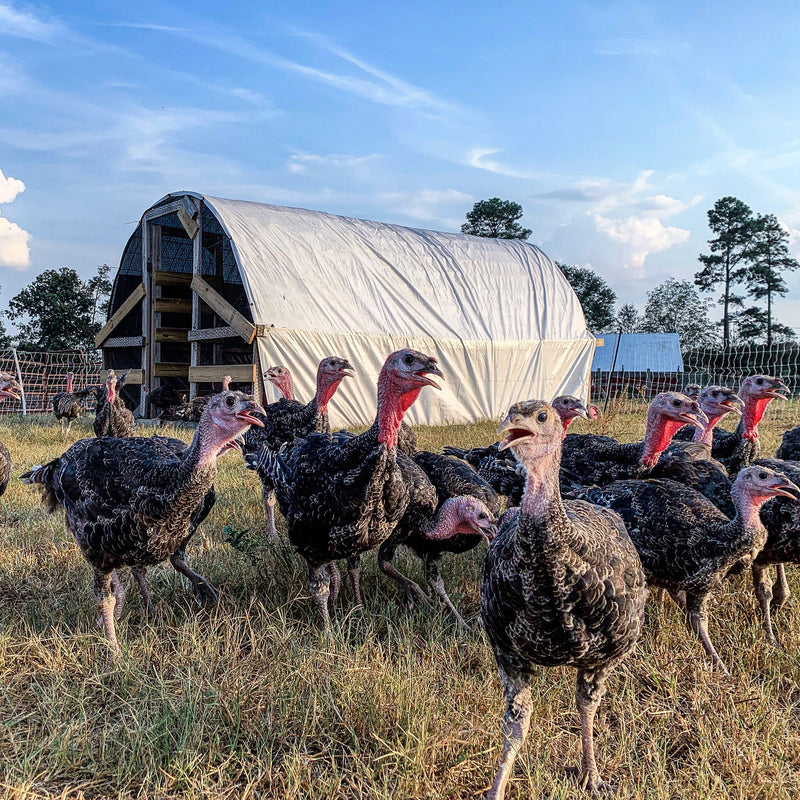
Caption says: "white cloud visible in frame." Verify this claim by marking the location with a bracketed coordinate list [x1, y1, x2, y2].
[592, 213, 690, 270]
[287, 152, 381, 174]
[380, 188, 473, 230]
[465, 148, 542, 180]
[0, 168, 24, 203]
[0, 168, 30, 268]
[0, 3, 63, 42]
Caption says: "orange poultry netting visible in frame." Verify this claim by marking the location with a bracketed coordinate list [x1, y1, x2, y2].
[0, 349, 103, 416]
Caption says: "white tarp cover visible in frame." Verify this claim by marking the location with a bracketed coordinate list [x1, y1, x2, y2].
[167, 193, 595, 425]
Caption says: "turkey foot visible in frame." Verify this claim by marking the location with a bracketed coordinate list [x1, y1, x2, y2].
[170, 550, 218, 606]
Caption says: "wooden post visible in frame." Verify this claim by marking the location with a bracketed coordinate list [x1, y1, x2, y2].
[149, 224, 162, 417]
[646, 368, 652, 398]
[190, 200, 203, 399]
[140, 217, 149, 416]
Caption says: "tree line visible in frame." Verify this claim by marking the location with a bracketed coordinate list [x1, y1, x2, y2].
[462, 196, 798, 349]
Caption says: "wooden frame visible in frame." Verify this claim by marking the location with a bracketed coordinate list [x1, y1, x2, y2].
[99, 369, 144, 385]
[188, 364, 257, 384]
[190, 275, 257, 344]
[94, 282, 145, 347]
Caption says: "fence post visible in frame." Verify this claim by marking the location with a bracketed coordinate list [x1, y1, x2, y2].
[12, 348, 26, 416]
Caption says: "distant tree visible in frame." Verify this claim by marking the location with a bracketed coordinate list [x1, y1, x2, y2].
[695, 196, 755, 349]
[87, 264, 112, 330]
[556, 262, 617, 332]
[643, 278, 717, 350]
[461, 197, 532, 239]
[615, 303, 644, 334]
[743, 214, 799, 346]
[6, 266, 110, 351]
[734, 306, 796, 344]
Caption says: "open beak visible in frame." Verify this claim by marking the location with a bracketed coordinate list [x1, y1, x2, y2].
[339, 360, 355, 379]
[720, 393, 744, 414]
[0, 383, 21, 401]
[771, 477, 800, 501]
[587, 405, 601, 420]
[766, 380, 790, 399]
[236, 401, 266, 427]
[480, 521, 499, 546]
[679, 408, 708, 429]
[415, 362, 444, 390]
[497, 416, 535, 451]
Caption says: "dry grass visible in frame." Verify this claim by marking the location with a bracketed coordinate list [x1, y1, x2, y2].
[1, 404, 800, 799]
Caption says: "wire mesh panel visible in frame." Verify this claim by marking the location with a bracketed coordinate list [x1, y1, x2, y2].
[0, 349, 104, 415]
[592, 342, 800, 425]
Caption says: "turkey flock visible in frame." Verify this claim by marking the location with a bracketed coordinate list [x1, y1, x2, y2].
[4, 354, 800, 796]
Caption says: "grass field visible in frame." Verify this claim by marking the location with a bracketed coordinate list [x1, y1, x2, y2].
[1, 406, 800, 799]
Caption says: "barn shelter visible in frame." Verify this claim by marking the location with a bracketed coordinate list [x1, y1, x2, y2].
[99, 192, 596, 425]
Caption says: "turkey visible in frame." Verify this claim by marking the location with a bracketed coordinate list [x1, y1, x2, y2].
[749, 458, 800, 644]
[264, 365, 295, 401]
[481, 400, 646, 797]
[94, 371, 136, 438]
[683, 382, 702, 400]
[21, 391, 265, 654]
[376, 443, 499, 627]
[645, 385, 743, 517]
[52, 372, 97, 435]
[145, 383, 186, 419]
[559, 392, 708, 491]
[0, 372, 22, 498]
[577, 466, 799, 674]
[674, 375, 788, 473]
[776, 424, 800, 461]
[244, 356, 354, 538]
[443, 395, 597, 505]
[251, 349, 442, 631]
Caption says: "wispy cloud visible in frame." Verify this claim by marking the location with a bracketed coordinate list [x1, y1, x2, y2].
[287, 152, 382, 174]
[380, 188, 473, 230]
[0, 168, 30, 268]
[465, 148, 543, 180]
[0, 2, 64, 43]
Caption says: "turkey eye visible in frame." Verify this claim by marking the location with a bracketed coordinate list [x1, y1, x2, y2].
[225, 396, 235, 407]
[478, 512, 487, 519]
[672, 399, 681, 407]
[759, 472, 768, 480]
[403, 354, 414, 365]
[756, 378, 764, 384]
[712, 391, 719, 397]
[537, 411, 548, 422]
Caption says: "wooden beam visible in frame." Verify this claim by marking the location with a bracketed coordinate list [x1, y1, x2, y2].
[190, 275, 256, 343]
[104, 335, 145, 348]
[154, 362, 190, 378]
[99, 369, 144, 385]
[95, 282, 146, 347]
[188, 364, 257, 384]
[595, 338, 605, 347]
[144, 199, 184, 222]
[154, 297, 192, 314]
[155, 327, 189, 343]
[154, 270, 192, 286]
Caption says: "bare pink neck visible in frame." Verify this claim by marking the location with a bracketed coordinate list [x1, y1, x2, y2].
[641, 413, 684, 468]
[694, 413, 725, 446]
[732, 482, 768, 530]
[520, 447, 564, 524]
[106, 382, 116, 404]
[66, 375, 73, 393]
[741, 397, 771, 442]
[316, 376, 344, 415]
[376, 372, 421, 450]
[426, 499, 468, 540]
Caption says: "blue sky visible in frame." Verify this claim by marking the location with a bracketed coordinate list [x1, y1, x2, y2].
[2, 0, 800, 329]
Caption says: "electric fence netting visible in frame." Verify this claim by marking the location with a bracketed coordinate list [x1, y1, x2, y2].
[591, 341, 800, 424]
[0, 349, 103, 416]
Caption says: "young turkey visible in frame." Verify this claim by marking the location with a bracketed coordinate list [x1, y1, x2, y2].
[558, 392, 708, 491]
[52, 372, 97, 436]
[481, 400, 646, 797]
[0, 373, 22, 498]
[578, 466, 799, 674]
[93, 371, 136, 438]
[251, 349, 442, 631]
[21, 391, 264, 654]
[264, 365, 295, 400]
[443, 395, 597, 505]
[243, 356, 354, 537]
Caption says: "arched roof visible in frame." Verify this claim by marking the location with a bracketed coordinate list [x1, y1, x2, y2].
[154, 191, 593, 345]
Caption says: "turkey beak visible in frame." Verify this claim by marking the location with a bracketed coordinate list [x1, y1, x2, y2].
[481, 520, 499, 546]
[771, 476, 800, 501]
[236, 400, 266, 427]
[588, 405, 601, 420]
[416, 361, 443, 390]
[0, 382, 21, 401]
[766, 379, 790, 399]
[340, 360, 355, 379]
[497, 415, 534, 450]
[680, 407, 708, 429]
[721, 393, 744, 414]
